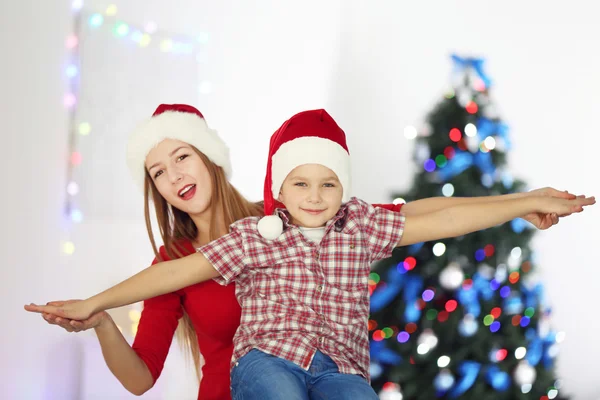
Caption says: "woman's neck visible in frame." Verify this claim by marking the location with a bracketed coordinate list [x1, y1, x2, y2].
[190, 212, 228, 247]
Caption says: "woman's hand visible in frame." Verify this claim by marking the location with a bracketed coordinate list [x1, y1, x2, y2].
[25, 299, 97, 322]
[36, 300, 110, 332]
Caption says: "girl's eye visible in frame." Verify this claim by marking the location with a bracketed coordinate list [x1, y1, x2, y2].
[154, 170, 164, 179]
[323, 183, 335, 188]
[294, 182, 307, 187]
[177, 154, 189, 162]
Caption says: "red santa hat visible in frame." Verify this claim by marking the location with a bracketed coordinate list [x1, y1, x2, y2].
[126, 104, 232, 191]
[257, 109, 351, 239]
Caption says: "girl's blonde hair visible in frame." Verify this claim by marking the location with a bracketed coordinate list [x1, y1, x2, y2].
[143, 147, 263, 379]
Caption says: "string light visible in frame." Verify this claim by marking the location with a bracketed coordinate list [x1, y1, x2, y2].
[442, 183, 454, 197]
[397, 331, 410, 343]
[424, 158, 436, 172]
[403, 257, 417, 271]
[465, 101, 478, 114]
[404, 125, 418, 139]
[62, 2, 210, 258]
[515, 347, 527, 360]
[449, 128, 462, 142]
[437, 355, 450, 368]
[432, 242, 446, 256]
[464, 123, 477, 137]
[105, 4, 118, 16]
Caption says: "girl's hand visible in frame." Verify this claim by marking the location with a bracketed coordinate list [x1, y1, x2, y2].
[543, 196, 595, 216]
[523, 189, 592, 229]
[25, 299, 96, 321]
[36, 300, 110, 332]
[526, 187, 577, 200]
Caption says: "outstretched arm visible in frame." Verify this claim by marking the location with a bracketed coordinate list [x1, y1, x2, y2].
[398, 195, 594, 246]
[25, 252, 219, 320]
[401, 187, 575, 217]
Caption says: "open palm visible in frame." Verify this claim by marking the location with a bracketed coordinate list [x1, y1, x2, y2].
[25, 299, 97, 326]
[41, 300, 109, 332]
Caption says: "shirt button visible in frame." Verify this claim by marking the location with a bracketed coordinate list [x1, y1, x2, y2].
[349, 243, 355, 249]
[316, 285, 323, 292]
[318, 337, 324, 343]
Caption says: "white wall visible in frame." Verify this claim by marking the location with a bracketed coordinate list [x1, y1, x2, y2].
[2, 0, 599, 399]
[1, 1, 77, 399]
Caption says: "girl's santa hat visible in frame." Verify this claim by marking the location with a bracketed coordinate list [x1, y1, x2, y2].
[257, 109, 351, 239]
[126, 103, 232, 191]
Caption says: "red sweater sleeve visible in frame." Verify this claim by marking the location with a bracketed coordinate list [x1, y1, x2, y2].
[372, 203, 404, 212]
[131, 246, 184, 383]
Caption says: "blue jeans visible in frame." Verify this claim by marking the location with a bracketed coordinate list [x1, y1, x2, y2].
[230, 348, 379, 400]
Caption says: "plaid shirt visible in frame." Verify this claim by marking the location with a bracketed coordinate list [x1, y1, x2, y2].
[197, 197, 405, 380]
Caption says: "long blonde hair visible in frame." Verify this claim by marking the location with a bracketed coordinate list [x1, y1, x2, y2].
[143, 147, 263, 379]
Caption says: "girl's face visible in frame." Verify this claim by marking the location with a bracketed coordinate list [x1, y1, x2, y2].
[278, 163, 343, 228]
[145, 139, 212, 216]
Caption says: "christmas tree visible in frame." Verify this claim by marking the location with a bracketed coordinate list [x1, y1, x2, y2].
[369, 55, 566, 400]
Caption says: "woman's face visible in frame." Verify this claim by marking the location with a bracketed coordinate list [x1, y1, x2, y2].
[145, 139, 212, 216]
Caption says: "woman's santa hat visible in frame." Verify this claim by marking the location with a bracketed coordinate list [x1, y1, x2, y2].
[126, 104, 232, 191]
[257, 109, 351, 239]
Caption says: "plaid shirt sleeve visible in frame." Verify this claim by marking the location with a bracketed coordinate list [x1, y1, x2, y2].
[196, 226, 248, 285]
[355, 198, 406, 262]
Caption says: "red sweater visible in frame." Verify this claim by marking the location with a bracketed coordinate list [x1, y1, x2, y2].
[131, 203, 402, 399]
[132, 240, 241, 400]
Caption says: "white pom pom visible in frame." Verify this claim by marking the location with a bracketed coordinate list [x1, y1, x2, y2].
[257, 215, 283, 240]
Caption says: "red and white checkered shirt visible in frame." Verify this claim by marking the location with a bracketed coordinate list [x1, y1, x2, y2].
[197, 197, 405, 380]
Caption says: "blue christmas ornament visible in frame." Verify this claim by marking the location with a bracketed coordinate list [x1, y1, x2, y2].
[450, 54, 492, 88]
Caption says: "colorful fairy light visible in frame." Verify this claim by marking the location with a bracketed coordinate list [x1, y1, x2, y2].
[404, 125, 418, 140]
[424, 158, 436, 172]
[432, 242, 446, 256]
[437, 355, 451, 368]
[449, 128, 462, 142]
[397, 331, 410, 343]
[465, 101, 478, 114]
[113, 22, 129, 37]
[464, 122, 477, 137]
[422, 289, 435, 302]
[403, 257, 417, 271]
[441, 183, 454, 197]
[445, 300, 458, 312]
[89, 13, 104, 27]
[405, 323, 417, 333]
[515, 347, 527, 360]
[62, 2, 210, 258]
[65, 35, 78, 49]
[105, 4, 118, 16]
[435, 154, 448, 167]
[443, 146, 455, 159]
[71, 0, 83, 10]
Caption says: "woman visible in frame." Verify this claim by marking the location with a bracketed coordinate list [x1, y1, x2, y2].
[43, 104, 264, 399]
